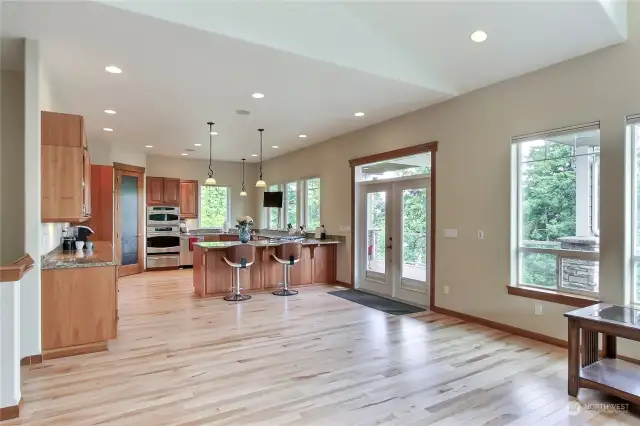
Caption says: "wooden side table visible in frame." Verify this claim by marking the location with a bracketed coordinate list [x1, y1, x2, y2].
[564, 303, 640, 404]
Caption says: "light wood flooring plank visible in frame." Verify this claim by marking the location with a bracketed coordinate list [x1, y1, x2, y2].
[5, 270, 640, 425]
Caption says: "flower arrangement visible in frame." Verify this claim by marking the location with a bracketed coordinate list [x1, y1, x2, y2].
[236, 216, 253, 243]
[235, 216, 254, 228]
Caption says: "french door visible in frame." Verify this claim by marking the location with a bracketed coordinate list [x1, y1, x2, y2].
[115, 167, 144, 277]
[358, 178, 430, 306]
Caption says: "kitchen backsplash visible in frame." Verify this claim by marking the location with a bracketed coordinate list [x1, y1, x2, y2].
[41, 222, 68, 255]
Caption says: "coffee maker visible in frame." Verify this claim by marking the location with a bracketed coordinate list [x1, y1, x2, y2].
[75, 225, 94, 243]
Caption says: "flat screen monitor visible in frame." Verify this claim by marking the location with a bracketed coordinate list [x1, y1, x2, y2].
[263, 191, 283, 208]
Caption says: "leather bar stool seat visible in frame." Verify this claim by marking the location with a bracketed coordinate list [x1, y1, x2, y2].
[222, 244, 256, 302]
[271, 242, 302, 296]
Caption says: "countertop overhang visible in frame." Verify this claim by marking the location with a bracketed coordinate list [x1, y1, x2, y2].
[195, 239, 339, 251]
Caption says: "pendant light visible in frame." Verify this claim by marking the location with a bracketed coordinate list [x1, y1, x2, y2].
[255, 128, 266, 187]
[240, 158, 247, 196]
[204, 122, 217, 185]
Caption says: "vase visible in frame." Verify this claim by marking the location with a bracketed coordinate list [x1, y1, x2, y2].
[238, 226, 250, 243]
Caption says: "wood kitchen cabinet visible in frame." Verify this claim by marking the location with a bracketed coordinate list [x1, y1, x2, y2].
[146, 177, 181, 206]
[42, 265, 117, 359]
[41, 111, 91, 222]
[179, 180, 198, 218]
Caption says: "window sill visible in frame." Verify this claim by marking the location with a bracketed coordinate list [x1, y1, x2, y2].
[506, 285, 599, 308]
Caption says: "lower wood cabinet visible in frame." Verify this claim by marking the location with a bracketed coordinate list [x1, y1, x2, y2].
[42, 266, 117, 358]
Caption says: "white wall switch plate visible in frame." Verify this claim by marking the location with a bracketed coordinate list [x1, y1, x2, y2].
[443, 229, 458, 238]
[535, 302, 543, 316]
[443, 285, 450, 295]
[477, 230, 484, 240]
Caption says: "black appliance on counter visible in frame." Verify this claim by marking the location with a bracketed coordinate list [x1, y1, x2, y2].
[75, 225, 94, 242]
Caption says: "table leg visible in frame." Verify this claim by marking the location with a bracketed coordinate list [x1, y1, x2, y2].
[581, 329, 599, 367]
[568, 318, 580, 397]
[602, 333, 617, 359]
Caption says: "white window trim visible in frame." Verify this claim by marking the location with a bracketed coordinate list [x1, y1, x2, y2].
[198, 185, 231, 229]
[629, 120, 640, 304]
[511, 124, 600, 297]
[265, 184, 283, 230]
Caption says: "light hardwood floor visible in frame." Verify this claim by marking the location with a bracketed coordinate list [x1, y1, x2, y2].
[9, 270, 640, 425]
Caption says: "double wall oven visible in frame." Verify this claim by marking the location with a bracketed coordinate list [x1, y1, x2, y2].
[146, 206, 180, 268]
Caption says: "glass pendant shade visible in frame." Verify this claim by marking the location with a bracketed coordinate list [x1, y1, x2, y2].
[205, 177, 217, 185]
[255, 180, 266, 188]
[240, 191, 247, 197]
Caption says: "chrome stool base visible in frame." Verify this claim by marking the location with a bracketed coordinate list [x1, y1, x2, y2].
[224, 294, 252, 302]
[272, 287, 298, 296]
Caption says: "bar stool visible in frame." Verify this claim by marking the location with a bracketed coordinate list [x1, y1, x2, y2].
[223, 244, 256, 302]
[272, 242, 302, 296]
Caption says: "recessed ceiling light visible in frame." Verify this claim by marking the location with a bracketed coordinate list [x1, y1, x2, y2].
[103, 127, 113, 132]
[210, 131, 218, 136]
[252, 93, 265, 99]
[104, 109, 116, 115]
[181, 153, 189, 156]
[105, 65, 122, 74]
[299, 134, 307, 138]
[470, 30, 488, 43]
[354, 112, 364, 117]
[272, 145, 279, 148]
[251, 154, 258, 157]
[194, 143, 202, 146]
[145, 145, 153, 148]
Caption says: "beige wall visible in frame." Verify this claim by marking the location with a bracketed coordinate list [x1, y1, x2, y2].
[146, 155, 259, 225]
[88, 141, 147, 168]
[0, 70, 25, 264]
[261, 3, 640, 350]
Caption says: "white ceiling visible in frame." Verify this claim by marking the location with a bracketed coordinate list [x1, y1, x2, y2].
[1, 0, 627, 162]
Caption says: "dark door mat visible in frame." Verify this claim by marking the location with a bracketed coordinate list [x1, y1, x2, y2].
[328, 290, 425, 315]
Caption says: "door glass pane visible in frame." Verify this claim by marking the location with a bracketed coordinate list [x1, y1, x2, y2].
[366, 191, 386, 275]
[402, 188, 427, 282]
[121, 175, 139, 266]
[286, 182, 297, 228]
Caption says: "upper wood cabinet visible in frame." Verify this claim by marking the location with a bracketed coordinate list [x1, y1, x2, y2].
[41, 111, 84, 147]
[163, 178, 180, 205]
[146, 177, 165, 205]
[179, 180, 198, 218]
[41, 111, 91, 222]
[146, 177, 181, 206]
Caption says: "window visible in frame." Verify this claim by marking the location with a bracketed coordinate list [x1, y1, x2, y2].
[285, 181, 298, 228]
[266, 184, 281, 230]
[199, 186, 230, 228]
[305, 178, 321, 229]
[629, 117, 640, 303]
[266, 178, 321, 231]
[512, 123, 600, 296]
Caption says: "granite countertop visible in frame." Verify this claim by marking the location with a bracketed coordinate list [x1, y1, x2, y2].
[182, 229, 345, 242]
[42, 241, 118, 270]
[195, 238, 339, 250]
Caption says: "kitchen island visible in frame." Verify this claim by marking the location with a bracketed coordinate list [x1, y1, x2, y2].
[193, 239, 338, 297]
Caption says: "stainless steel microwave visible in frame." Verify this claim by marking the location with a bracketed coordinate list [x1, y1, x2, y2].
[147, 206, 180, 226]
